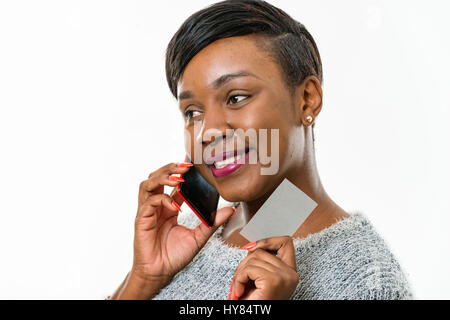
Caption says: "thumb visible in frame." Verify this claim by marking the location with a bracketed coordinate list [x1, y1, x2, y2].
[213, 205, 237, 227]
[192, 205, 236, 247]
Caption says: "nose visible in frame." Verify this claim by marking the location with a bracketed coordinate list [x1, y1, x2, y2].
[195, 107, 233, 151]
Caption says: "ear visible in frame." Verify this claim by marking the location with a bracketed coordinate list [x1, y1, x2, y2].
[294, 76, 323, 127]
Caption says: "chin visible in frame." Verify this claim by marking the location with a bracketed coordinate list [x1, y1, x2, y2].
[200, 159, 279, 202]
[219, 191, 251, 203]
[217, 177, 269, 203]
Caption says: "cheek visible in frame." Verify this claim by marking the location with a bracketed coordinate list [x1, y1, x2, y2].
[256, 115, 292, 162]
[238, 103, 276, 134]
[184, 129, 194, 158]
[243, 105, 286, 144]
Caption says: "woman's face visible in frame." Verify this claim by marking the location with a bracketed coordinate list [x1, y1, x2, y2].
[177, 35, 305, 203]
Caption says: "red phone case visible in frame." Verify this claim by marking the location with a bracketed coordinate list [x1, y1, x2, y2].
[176, 154, 212, 228]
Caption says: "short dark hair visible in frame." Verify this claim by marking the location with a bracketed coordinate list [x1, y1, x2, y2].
[165, 0, 322, 140]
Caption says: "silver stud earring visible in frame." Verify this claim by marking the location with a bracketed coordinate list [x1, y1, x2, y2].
[306, 116, 313, 124]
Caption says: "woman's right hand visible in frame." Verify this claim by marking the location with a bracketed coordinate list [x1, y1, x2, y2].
[116, 162, 236, 299]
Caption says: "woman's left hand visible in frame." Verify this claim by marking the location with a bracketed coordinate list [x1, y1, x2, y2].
[228, 236, 299, 300]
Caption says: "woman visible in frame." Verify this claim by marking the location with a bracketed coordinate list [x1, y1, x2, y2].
[110, 0, 413, 300]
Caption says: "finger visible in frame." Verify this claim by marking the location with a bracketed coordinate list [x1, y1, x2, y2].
[245, 250, 300, 287]
[136, 193, 180, 221]
[233, 249, 296, 293]
[140, 162, 192, 193]
[169, 184, 184, 207]
[213, 205, 237, 227]
[192, 206, 236, 247]
[140, 174, 184, 193]
[245, 249, 287, 270]
[246, 236, 296, 270]
[232, 249, 271, 278]
[232, 265, 271, 299]
[138, 164, 192, 205]
[147, 162, 193, 180]
[140, 163, 191, 193]
[240, 254, 280, 274]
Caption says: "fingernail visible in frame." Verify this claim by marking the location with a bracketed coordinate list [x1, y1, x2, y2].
[169, 176, 185, 182]
[240, 242, 256, 250]
[177, 162, 193, 168]
[231, 206, 237, 216]
[171, 201, 182, 212]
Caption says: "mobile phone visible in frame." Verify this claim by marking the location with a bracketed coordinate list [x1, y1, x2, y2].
[177, 155, 220, 228]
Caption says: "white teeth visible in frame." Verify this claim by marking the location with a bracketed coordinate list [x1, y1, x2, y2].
[214, 153, 244, 169]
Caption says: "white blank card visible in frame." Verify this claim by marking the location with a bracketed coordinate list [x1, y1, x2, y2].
[240, 178, 318, 242]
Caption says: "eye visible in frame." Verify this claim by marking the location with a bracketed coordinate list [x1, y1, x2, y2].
[228, 95, 249, 105]
[184, 109, 201, 121]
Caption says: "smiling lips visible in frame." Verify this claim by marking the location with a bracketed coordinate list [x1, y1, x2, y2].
[207, 148, 247, 167]
[209, 148, 251, 178]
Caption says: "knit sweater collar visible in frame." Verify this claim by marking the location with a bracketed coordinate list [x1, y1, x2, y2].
[197, 210, 368, 255]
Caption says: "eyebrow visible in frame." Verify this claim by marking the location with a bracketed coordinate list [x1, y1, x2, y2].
[178, 70, 260, 101]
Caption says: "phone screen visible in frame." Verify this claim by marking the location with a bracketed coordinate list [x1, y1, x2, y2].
[177, 155, 219, 227]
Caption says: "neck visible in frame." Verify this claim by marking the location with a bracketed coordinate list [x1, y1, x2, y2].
[243, 135, 333, 216]
[222, 133, 349, 246]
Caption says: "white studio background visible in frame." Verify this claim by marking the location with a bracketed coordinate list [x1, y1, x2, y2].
[0, 0, 448, 299]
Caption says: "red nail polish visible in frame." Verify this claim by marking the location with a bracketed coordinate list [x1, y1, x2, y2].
[177, 162, 193, 168]
[169, 176, 185, 182]
[227, 280, 233, 300]
[171, 201, 182, 212]
[240, 242, 256, 250]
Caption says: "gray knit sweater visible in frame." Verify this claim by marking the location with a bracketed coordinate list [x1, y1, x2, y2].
[152, 209, 413, 300]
